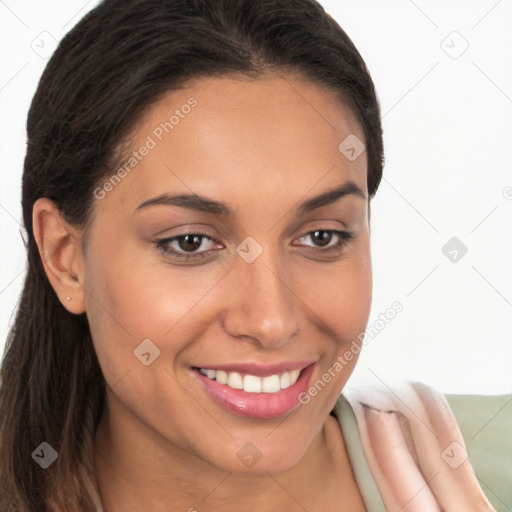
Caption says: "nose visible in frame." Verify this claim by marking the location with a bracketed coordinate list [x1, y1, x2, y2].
[222, 248, 300, 349]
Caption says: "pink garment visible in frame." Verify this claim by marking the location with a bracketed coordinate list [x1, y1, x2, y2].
[343, 380, 496, 512]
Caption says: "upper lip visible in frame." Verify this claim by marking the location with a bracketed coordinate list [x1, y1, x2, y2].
[193, 360, 315, 377]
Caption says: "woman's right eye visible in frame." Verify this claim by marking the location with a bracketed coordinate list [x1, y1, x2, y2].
[155, 233, 221, 261]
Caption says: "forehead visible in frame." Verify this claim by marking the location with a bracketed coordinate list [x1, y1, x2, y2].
[100, 73, 367, 211]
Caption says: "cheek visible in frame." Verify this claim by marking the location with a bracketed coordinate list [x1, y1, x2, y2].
[82, 237, 232, 399]
[83, 238, 223, 338]
[301, 236, 372, 391]
[302, 238, 373, 348]
[297, 250, 372, 411]
[327, 260, 372, 344]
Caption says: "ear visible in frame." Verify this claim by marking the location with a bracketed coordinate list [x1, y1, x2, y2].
[32, 198, 86, 314]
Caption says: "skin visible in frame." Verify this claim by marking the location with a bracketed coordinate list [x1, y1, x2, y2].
[33, 72, 372, 511]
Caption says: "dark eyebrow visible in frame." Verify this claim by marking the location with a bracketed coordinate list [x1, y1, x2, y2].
[297, 181, 366, 215]
[136, 181, 366, 216]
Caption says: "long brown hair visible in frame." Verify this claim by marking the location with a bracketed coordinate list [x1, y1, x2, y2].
[0, 0, 384, 509]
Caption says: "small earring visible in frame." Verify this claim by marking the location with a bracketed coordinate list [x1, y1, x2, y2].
[66, 297, 71, 301]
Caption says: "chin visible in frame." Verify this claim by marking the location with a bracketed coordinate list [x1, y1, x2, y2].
[200, 433, 313, 476]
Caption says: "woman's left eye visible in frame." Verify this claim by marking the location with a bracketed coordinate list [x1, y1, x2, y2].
[155, 229, 354, 262]
[294, 229, 355, 254]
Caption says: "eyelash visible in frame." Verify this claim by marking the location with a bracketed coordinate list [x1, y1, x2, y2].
[155, 229, 355, 262]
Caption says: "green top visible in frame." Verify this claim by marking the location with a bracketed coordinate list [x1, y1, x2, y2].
[332, 393, 512, 512]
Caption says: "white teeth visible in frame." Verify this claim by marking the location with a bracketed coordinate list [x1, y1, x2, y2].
[262, 375, 280, 393]
[280, 372, 291, 389]
[216, 370, 228, 385]
[227, 372, 243, 390]
[243, 375, 262, 393]
[198, 368, 302, 393]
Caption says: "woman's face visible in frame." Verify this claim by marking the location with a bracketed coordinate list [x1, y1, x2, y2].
[83, 73, 372, 473]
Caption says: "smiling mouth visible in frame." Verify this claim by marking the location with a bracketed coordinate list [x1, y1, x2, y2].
[196, 367, 301, 393]
[191, 362, 316, 418]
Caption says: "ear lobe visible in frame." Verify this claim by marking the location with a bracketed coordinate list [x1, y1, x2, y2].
[32, 197, 86, 314]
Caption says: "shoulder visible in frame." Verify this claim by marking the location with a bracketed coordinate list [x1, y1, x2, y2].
[340, 379, 507, 512]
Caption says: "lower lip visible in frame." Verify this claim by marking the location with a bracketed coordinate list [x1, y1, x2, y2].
[192, 364, 316, 419]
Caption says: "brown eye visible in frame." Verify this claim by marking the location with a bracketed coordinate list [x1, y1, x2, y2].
[155, 232, 220, 261]
[310, 230, 333, 247]
[177, 234, 204, 252]
[294, 229, 355, 255]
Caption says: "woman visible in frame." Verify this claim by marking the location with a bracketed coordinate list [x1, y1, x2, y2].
[0, 0, 505, 510]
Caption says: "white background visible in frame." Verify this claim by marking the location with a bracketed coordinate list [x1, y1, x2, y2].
[0, 0, 511, 394]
